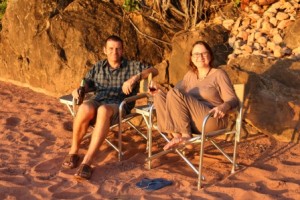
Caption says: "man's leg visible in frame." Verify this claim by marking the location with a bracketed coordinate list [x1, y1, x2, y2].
[62, 102, 96, 169]
[69, 102, 96, 155]
[80, 104, 115, 166]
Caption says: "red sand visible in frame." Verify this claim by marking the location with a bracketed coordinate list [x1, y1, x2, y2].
[0, 80, 299, 199]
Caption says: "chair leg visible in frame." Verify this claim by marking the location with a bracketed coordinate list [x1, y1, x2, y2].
[210, 139, 234, 163]
[231, 137, 239, 173]
[198, 134, 205, 190]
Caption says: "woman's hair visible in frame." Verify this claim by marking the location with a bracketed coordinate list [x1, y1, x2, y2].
[189, 41, 214, 73]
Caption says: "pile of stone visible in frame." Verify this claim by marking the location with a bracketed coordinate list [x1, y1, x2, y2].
[222, 0, 300, 59]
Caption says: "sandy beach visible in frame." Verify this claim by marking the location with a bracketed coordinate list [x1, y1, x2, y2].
[0, 80, 299, 199]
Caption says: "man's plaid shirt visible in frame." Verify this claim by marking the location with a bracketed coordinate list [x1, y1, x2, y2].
[84, 58, 151, 112]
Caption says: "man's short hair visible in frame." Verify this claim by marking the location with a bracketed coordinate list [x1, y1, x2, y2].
[105, 35, 123, 47]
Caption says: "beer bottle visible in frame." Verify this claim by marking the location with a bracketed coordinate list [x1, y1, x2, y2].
[76, 79, 85, 105]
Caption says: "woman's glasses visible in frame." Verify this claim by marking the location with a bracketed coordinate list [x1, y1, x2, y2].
[192, 52, 209, 58]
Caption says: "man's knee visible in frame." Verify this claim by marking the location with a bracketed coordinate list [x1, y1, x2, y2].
[77, 102, 96, 118]
[97, 105, 115, 118]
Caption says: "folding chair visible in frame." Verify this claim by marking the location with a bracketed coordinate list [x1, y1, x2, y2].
[59, 74, 153, 161]
[147, 84, 245, 190]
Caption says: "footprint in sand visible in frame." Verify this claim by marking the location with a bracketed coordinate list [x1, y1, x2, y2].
[5, 117, 21, 127]
[31, 157, 63, 180]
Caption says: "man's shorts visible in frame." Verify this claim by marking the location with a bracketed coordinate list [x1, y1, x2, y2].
[87, 99, 126, 126]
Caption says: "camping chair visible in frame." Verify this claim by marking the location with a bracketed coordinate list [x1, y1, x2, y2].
[147, 84, 245, 190]
[59, 74, 153, 161]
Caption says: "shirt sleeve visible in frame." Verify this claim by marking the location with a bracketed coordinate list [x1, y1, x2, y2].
[216, 69, 239, 112]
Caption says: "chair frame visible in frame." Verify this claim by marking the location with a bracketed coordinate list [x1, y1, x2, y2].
[147, 84, 245, 190]
[59, 74, 153, 161]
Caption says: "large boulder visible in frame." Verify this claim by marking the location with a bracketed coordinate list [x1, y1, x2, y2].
[284, 18, 300, 50]
[227, 56, 300, 142]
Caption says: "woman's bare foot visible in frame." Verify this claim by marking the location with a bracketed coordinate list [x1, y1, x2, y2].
[163, 134, 193, 151]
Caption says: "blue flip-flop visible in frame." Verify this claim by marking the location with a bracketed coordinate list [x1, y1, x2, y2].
[136, 178, 152, 188]
[136, 178, 172, 190]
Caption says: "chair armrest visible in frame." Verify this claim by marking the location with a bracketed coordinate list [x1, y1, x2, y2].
[201, 112, 214, 135]
[122, 93, 149, 104]
[119, 93, 149, 115]
[59, 94, 74, 105]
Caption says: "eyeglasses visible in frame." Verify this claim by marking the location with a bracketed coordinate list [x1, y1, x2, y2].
[192, 52, 209, 58]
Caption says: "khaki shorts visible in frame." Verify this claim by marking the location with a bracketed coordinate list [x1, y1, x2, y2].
[87, 99, 126, 126]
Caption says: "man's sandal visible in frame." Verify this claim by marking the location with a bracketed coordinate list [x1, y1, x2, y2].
[62, 154, 80, 169]
[74, 164, 92, 180]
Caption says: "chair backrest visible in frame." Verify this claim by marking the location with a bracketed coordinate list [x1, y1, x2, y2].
[139, 73, 153, 93]
[233, 84, 245, 107]
[233, 84, 245, 142]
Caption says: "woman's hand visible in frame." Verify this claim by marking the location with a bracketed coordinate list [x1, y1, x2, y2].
[209, 107, 225, 119]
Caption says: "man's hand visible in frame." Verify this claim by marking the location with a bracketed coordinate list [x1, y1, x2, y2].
[72, 88, 79, 99]
[122, 79, 135, 95]
[122, 73, 140, 95]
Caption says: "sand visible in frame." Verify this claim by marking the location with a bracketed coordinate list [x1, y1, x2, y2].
[0, 80, 299, 199]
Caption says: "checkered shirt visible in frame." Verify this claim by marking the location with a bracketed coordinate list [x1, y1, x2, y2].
[84, 58, 151, 112]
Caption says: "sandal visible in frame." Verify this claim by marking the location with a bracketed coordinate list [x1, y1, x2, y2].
[74, 164, 92, 180]
[62, 154, 80, 169]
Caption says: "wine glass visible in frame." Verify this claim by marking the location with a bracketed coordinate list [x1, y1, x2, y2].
[148, 80, 157, 106]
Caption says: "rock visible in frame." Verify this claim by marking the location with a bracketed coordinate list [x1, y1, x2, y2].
[257, 0, 278, 6]
[255, 18, 264, 29]
[153, 60, 168, 84]
[273, 34, 283, 44]
[267, 41, 276, 51]
[276, 12, 290, 20]
[253, 42, 262, 50]
[247, 32, 255, 45]
[261, 20, 272, 34]
[269, 17, 278, 26]
[292, 47, 300, 55]
[227, 56, 300, 142]
[241, 18, 251, 28]
[228, 36, 236, 47]
[273, 45, 282, 58]
[252, 3, 262, 13]
[232, 17, 242, 35]
[254, 31, 262, 40]
[284, 18, 300, 49]
[241, 44, 253, 53]
[222, 19, 235, 30]
[257, 36, 268, 45]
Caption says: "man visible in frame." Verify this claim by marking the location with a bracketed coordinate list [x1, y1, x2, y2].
[62, 35, 158, 180]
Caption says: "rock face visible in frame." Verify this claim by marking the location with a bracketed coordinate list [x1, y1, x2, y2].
[227, 56, 300, 142]
[0, 0, 165, 95]
[0, 0, 300, 142]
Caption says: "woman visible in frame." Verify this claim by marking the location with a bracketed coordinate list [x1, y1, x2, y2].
[150, 41, 238, 150]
